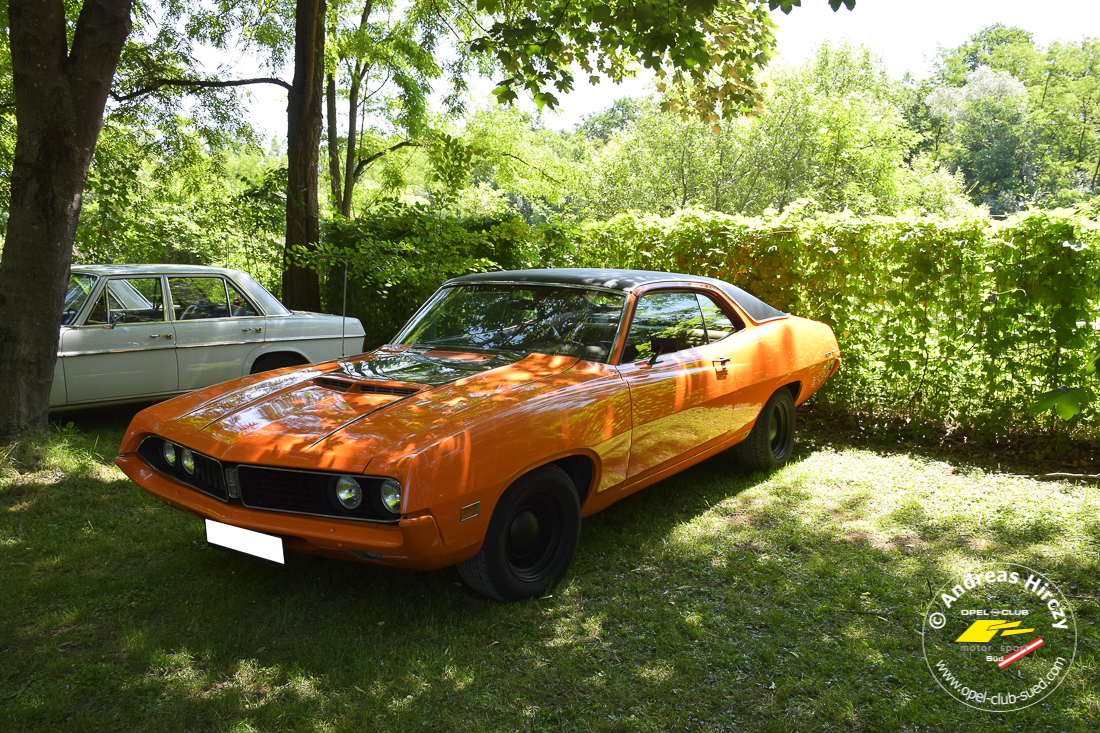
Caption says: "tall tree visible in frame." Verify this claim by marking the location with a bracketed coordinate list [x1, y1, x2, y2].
[579, 43, 972, 219]
[0, 0, 132, 438]
[324, 0, 443, 218]
[283, 0, 327, 310]
[927, 25, 1100, 210]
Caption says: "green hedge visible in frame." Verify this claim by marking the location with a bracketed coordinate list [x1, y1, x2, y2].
[315, 203, 1100, 440]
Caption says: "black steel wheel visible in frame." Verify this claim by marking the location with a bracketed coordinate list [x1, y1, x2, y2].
[457, 464, 581, 601]
[733, 388, 796, 472]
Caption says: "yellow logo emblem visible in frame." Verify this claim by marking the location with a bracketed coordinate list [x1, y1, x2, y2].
[955, 620, 1035, 643]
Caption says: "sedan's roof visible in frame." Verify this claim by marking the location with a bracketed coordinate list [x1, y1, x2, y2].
[445, 268, 788, 323]
[70, 264, 291, 316]
[71, 264, 246, 277]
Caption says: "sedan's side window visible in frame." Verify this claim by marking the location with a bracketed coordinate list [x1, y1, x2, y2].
[621, 292, 707, 363]
[170, 277, 232, 320]
[85, 278, 165, 325]
[698, 293, 744, 342]
[227, 280, 260, 317]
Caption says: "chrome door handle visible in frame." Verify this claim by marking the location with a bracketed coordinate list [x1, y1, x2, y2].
[712, 357, 730, 366]
[242, 328, 263, 333]
[149, 334, 173, 339]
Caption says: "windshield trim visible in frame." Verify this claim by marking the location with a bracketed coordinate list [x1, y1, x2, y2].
[446, 280, 627, 296]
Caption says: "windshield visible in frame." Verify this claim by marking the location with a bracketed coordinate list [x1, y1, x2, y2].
[62, 274, 98, 325]
[397, 284, 626, 363]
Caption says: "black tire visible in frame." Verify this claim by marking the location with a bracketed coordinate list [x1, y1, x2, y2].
[249, 353, 303, 375]
[733, 388, 796, 472]
[457, 464, 581, 602]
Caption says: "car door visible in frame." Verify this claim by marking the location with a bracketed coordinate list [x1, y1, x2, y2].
[617, 289, 747, 478]
[60, 276, 178, 403]
[168, 275, 267, 390]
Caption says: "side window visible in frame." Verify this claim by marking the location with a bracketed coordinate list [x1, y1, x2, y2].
[621, 292, 707, 363]
[698, 293, 744, 342]
[226, 280, 260, 317]
[84, 278, 165, 325]
[169, 277, 230, 320]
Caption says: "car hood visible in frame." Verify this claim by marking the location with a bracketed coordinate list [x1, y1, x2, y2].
[148, 347, 581, 472]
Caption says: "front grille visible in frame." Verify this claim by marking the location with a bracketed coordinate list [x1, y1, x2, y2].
[191, 453, 225, 497]
[237, 466, 398, 523]
[137, 437, 227, 501]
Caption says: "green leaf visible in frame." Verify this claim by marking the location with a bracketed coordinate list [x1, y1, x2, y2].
[768, 0, 801, 13]
[1028, 386, 1094, 421]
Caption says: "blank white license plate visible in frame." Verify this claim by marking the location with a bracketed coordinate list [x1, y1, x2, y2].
[205, 519, 285, 564]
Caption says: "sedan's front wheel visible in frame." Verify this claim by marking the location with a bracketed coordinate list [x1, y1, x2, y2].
[458, 465, 581, 602]
[734, 387, 796, 471]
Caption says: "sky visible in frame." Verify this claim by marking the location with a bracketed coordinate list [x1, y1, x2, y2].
[237, 0, 1100, 142]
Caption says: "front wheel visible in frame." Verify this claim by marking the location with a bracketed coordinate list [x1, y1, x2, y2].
[733, 388, 796, 472]
[458, 465, 581, 601]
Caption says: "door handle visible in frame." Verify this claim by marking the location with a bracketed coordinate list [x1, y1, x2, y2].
[149, 334, 173, 339]
[712, 357, 730, 372]
[242, 328, 263, 333]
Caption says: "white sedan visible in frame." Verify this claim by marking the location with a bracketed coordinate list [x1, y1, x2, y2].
[52, 265, 366, 409]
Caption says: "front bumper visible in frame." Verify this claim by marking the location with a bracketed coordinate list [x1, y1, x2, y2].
[115, 453, 445, 569]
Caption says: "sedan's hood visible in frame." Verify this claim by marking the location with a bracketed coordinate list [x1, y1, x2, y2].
[156, 347, 580, 472]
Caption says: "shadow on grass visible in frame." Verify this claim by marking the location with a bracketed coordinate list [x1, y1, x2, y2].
[1, 427, 1097, 732]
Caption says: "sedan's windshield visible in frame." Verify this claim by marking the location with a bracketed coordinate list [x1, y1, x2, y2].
[62, 274, 98, 325]
[397, 284, 625, 363]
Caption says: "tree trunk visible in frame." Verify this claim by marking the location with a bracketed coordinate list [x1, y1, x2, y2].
[326, 73, 342, 211]
[282, 0, 326, 312]
[341, 65, 362, 218]
[0, 0, 132, 439]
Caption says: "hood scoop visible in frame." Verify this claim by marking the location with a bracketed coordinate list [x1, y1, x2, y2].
[314, 375, 422, 397]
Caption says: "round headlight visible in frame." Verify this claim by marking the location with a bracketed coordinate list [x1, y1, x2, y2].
[180, 448, 195, 475]
[162, 441, 177, 467]
[380, 479, 402, 514]
[335, 476, 363, 509]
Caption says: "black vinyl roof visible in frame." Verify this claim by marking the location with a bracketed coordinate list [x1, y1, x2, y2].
[444, 268, 788, 323]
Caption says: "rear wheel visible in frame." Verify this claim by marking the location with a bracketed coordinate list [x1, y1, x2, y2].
[458, 465, 581, 601]
[249, 353, 304, 375]
[733, 388, 796, 471]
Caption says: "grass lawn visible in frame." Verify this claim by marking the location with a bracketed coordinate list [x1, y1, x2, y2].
[1, 407, 1098, 732]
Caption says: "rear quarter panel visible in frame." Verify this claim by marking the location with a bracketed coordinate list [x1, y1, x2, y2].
[260, 313, 366, 367]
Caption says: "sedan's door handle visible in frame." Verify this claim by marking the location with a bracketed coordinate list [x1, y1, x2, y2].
[242, 327, 263, 333]
[712, 357, 730, 366]
[149, 334, 173, 339]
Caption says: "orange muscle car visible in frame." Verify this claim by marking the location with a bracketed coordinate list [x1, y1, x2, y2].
[116, 269, 841, 600]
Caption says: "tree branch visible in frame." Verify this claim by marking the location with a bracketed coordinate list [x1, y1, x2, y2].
[501, 152, 563, 185]
[353, 140, 421, 182]
[111, 76, 292, 103]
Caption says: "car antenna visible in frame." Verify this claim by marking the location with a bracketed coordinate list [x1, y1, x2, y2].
[341, 259, 348, 357]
